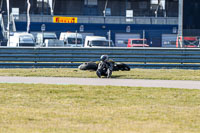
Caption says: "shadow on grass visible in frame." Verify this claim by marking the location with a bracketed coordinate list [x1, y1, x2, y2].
[111, 75, 122, 78]
[98, 75, 122, 78]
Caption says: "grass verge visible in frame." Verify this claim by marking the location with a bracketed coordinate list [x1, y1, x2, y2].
[0, 83, 200, 133]
[0, 68, 200, 80]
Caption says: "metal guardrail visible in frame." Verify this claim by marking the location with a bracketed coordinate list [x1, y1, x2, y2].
[0, 47, 200, 69]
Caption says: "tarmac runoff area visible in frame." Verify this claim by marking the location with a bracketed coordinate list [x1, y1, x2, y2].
[0, 76, 200, 90]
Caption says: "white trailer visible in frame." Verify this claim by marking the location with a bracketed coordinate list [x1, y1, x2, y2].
[9, 32, 35, 47]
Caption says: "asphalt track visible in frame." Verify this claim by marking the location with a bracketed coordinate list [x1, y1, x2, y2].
[0, 76, 200, 89]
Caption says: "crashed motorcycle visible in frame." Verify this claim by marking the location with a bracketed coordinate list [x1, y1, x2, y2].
[78, 54, 130, 78]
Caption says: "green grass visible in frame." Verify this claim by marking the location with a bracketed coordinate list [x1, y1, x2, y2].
[0, 68, 200, 80]
[0, 83, 200, 133]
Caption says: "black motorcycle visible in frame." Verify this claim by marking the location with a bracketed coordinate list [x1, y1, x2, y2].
[79, 61, 130, 71]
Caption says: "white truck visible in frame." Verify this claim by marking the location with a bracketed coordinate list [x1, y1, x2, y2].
[59, 32, 83, 47]
[84, 36, 114, 47]
[8, 32, 35, 47]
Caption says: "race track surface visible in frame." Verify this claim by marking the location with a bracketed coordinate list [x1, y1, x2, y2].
[0, 76, 200, 89]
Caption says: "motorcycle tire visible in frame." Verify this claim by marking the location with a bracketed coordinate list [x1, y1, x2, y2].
[78, 62, 98, 71]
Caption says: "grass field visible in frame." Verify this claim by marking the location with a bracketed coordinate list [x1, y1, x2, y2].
[0, 68, 200, 80]
[0, 83, 200, 133]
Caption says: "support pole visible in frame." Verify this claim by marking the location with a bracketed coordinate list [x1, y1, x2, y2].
[103, 0, 108, 23]
[42, 0, 44, 22]
[6, 0, 10, 46]
[108, 30, 111, 47]
[143, 30, 145, 46]
[178, 0, 183, 48]
[178, 0, 183, 37]
[27, 0, 31, 33]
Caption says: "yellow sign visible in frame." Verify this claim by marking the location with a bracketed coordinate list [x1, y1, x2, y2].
[53, 16, 78, 23]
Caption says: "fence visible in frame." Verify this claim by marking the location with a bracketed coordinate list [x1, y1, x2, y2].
[0, 47, 200, 69]
[14, 15, 178, 25]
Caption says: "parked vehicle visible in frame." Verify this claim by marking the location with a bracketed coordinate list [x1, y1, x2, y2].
[176, 36, 199, 48]
[44, 39, 64, 47]
[127, 38, 149, 47]
[59, 32, 83, 47]
[84, 36, 114, 47]
[36, 32, 57, 46]
[8, 32, 35, 47]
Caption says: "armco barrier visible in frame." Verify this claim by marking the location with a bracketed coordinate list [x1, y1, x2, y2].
[0, 47, 200, 69]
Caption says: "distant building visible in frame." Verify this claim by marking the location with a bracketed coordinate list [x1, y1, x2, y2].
[0, 0, 179, 47]
[1, 0, 178, 17]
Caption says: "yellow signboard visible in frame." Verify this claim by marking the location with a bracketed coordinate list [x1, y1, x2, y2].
[53, 16, 78, 23]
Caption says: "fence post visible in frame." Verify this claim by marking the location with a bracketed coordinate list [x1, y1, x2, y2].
[34, 47, 38, 65]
